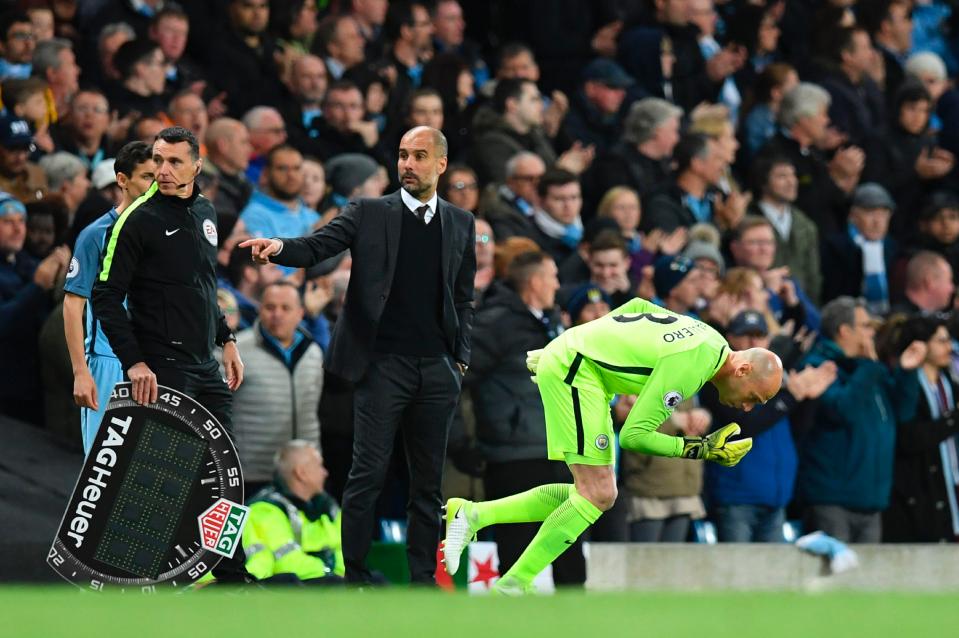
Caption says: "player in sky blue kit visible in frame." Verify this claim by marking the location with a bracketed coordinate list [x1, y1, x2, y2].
[63, 142, 155, 453]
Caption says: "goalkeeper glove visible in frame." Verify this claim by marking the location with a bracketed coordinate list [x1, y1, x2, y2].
[681, 423, 752, 467]
[526, 349, 544, 383]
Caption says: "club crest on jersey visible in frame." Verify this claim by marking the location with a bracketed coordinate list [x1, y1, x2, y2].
[66, 257, 79, 279]
[202, 218, 217, 246]
[595, 434, 609, 450]
[663, 391, 683, 410]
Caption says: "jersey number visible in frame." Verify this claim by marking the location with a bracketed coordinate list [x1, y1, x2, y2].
[613, 313, 679, 325]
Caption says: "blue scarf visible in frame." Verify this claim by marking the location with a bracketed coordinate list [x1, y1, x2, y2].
[682, 193, 712, 224]
[848, 224, 889, 315]
[917, 369, 959, 535]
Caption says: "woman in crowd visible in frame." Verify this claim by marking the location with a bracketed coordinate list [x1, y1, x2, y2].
[883, 313, 959, 543]
[300, 156, 327, 213]
[863, 81, 954, 237]
[596, 185, 686, 280]
[739, 62, 799, 159]
[422, 52, 477, 161]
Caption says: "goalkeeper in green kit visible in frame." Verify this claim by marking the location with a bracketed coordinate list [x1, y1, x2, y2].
[442, 297, 783, 594]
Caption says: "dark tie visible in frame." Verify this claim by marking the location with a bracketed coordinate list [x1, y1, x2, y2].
[415, 204, 429, 224]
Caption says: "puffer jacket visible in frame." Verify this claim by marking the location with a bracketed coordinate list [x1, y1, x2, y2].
[467, 283, 563, 463]
[229, 323, 324, 482]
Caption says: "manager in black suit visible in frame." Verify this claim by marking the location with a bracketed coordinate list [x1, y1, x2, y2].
[241, 126, 476, 585]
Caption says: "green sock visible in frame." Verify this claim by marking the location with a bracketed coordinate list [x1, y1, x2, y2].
[501, 491, 602, 587]
[471, 484, 572, 530]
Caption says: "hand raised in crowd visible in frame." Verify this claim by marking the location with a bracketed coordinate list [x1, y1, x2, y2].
[865, 46, 886, 87]
[128, 361, 158, 405]
[761, 266, 799, 306]
[591, 20, 623, 57]
[206, 91, 229, 120]
[239, 237, 283, 264]
[33, 121, 55, 154]
[705, 291, 748, 327]
[556, 140, 595, 175]
[786, 362, 838, 400]
[643, 227, 688, 256]
[705, 44, 747, 82]
[72, 368, 98, 410]
[678, 408, 712, 436]
[474, 265, 494, 291]
[303, 277, 334, 318]
[899, 340, 929, 370]
[33, 245, 70, 290]
[608, 269, 632, 294]
[915, 147, 955, 180]
[829, 146, 866, 192]
[658, 226, 688, 255]
[803, 361, 838, 399]
[792, 324, 818, 355]
[776, 318, 796, 338]
[543, 90, 569, 139]
[348, 119, 380, 148]
[106, 109, 140, 143]
[636, 264, 656, 300]
[818, 126, 847, 152]
[714, 189, 751, 231]
[222, 341, 244, 391]
[642, 229, 665, 254]
[761, 265, 789, 292]
[779, 277, 800, 307]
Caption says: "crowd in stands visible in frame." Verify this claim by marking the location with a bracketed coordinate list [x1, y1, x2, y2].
[4, 0, 959, 583]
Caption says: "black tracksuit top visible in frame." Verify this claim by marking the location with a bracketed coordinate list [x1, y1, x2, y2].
[92, 182, 232, 371]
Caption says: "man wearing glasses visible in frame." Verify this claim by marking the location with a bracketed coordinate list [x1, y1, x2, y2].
[729, 216, 821, 332]
[0, 11, 35, 80]
[479, 151, 545, 241]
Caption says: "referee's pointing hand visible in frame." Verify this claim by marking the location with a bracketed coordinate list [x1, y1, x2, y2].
[239, 237, 283, 264]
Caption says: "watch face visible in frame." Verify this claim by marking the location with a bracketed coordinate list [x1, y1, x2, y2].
[47, 382, 247, 592]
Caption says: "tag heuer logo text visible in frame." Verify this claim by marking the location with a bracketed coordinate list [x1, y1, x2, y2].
[198, 498, 249, 558]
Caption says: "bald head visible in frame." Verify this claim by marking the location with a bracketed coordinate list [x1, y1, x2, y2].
[710, 347, 784, 412]
[274, 440, 318, 484]
[397, 126, 449, 200]
[402, 125, 448, 158]
[903, 250, 955, 312]
[206, 117, 242, 144]
[274, 439, 328, 500]
[206, 117, 252, 174]
[742, 348, 784, 396]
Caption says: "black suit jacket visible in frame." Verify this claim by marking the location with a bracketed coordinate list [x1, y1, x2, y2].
[274, 190, 476, 382]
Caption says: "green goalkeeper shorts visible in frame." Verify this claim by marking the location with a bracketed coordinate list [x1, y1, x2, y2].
[537, 342, 615, 466]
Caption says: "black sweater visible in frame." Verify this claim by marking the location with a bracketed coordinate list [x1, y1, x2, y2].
[374, 207, 447, 356]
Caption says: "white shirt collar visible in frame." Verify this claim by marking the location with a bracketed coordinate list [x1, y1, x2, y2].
[759, 200, 792, 239]
[325, 56, 345, 79]
[400, 188, 439, 224]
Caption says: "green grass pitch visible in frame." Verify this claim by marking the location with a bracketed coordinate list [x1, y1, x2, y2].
[3, 587, 957, 638]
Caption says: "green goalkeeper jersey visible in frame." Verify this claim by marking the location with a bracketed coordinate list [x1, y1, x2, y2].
[554, 297, 729, 455]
